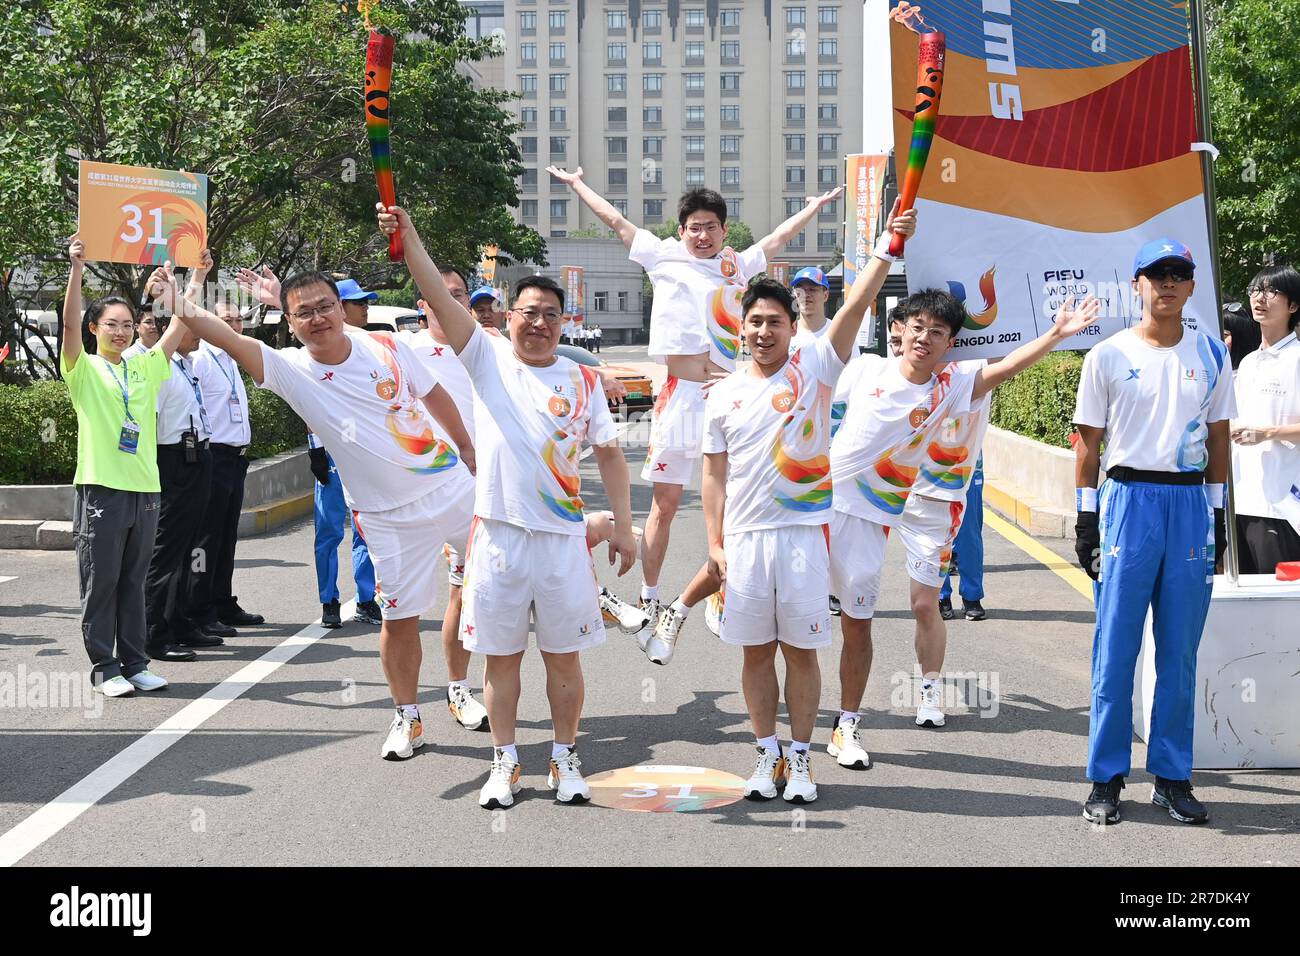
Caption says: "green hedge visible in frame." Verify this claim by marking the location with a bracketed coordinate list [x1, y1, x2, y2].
[988, 351, 1084, 450]
[0, 370, 305, 485]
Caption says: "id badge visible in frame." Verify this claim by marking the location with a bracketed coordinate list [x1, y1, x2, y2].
[118, 421, 141, 455]
[198, 405, 212, 435]
[228, 394, 244, 423]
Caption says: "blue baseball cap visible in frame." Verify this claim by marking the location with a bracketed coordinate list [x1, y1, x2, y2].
[1133, 238, 1195, 278]
[335, 278, 379, 302]
[791, 266, 829, 289]
[469, 287, 498, 305]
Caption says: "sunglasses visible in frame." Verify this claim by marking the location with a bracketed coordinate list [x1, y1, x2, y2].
[1140, 266, 1194, 283]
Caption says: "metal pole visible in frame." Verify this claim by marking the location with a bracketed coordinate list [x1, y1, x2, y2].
[1188, 0, 1239, 585]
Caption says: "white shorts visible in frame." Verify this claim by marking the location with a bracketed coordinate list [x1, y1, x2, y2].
[442, 543, 464, 587]
[640, 377, 706, 487]
[460, 517, 606, 656]
[719, 524, 833, 649]
[896, 494, 965, 588]
[828, 509, 888, 620]
[352, 475, 475, 621]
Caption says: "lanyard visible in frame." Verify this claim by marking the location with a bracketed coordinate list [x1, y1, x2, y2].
[174, 357, 210, 421]
[99, 355, 135, 424]
[212, 349, 240, 398]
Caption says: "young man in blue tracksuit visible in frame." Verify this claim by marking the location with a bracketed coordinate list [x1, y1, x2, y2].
[309, 432, 381, 627]
[1073, 238, 1235, 825]
[939, 455, 985, 620]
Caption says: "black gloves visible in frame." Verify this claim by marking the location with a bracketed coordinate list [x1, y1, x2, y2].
[1075, 511, 1100, 581]
[1214, 508, 1227, 573]
[308, 446, 331, 485]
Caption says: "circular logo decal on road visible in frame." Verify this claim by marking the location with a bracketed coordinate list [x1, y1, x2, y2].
[586, 764, 746, 812]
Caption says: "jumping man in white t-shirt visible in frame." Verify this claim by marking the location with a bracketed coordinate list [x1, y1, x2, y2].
[153, 264, 478, 763]
[548, 165, 844, 654]
[379, 202, 638, 810]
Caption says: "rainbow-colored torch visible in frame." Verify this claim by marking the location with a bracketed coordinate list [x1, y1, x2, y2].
[889, 2, 945, 258]
[365, 25, 404, 261]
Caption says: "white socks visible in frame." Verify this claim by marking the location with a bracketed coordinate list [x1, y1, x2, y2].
[398, 704, 419, 720]
[552, 741, 575, 759]
[839, 710, 859, 726]
[641, 584, 660, 602]
[757, 734, 780, 754]
[496, 743, 519, 763]
[670, 598, 689, 616]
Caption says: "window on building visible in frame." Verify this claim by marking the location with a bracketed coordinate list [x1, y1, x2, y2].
[643, 106, 662, 125]
[785, 134, 805, 152]
[819, 199, 838, 220]
[607, 10, 626, 29]
[720, 73, 741, 93]
[550, 199, 568, 219]
[608, 106, 627, 125]
[721, 41, 740, 61]
[685, 73, 705, 91]
[818, 229, 837, 249]
[520, 74, 537, 94]
[686, 40, 705, 61]
[609, 168, 627, 188]
[644, 9, 662, 29]
[612, 199, 628, 215]
[785, 71, 806, 90]
[786, 165, 806, 185]
[786, 103, 806, 122]
[520, 107, 538, 126]
[788, 232, 806, 251]
[819, 6, 839, 26]
[520, 42, 537, 62]
[550, 42, 566, 62]
[785, 197, 803, 216]
[520, 136, 537, 155]
[818, 134, 839, 153]
[685, 135, 705, 154]
[786, 37, 805, 57]
[686, 9, 706, 28]
[607, 74, 626, 93]
[818, 103, 838, 122]
[520, 12, 536, 30]
[593, 291, 608, 312]
[521, 168, 537, 189]
[686, 105, 705, 124]
[549, 11, 567, 30]
[644, 199, 664, 221]
[726, 199, 741, 219]
[720, 166, 740, 186]
[818, 165, 837, 186]
[720, 104, 740, 123]
[644, 73, 664, 93]
[607, 136, 627, 156]
[786, 6, 807, 28]
[618, 291, 630, 312]
[720, 9, 742, 28]
[818, 38, 838, 57]
[549, 107, 567, 125]
[720, 135, 740, 155]
[643, 42, 662, 63]
[817, 71, 839, 92]
[643, 165, 663, 185]
[643, 136, 664, 155]
[549, 136, 567, 155]
[549, 74, 568, 93]
[685, 166, 705, 186]
[606, 42, 626, 63]
[522, 199, 538, 218]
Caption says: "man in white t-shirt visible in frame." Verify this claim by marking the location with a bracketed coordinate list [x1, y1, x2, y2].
[1230, 265, 1300, 573]
[790, 267, 832, 352]
[379, 202, 638, 810]
[702, 246, 890, 802]
[158, 267, 478, 764]
[828, 290, 1100, 764]
[1074, 238, 1235, 827]
[548, 166, 844, 645]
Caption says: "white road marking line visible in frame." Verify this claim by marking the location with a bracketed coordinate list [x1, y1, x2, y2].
[0, 601, 356, 868]
[0, 576, 16, 585]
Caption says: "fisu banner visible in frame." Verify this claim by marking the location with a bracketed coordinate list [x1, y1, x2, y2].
[889, 0, 1218, 360]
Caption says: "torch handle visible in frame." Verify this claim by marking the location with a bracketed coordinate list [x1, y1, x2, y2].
[889, 31, 946, 258]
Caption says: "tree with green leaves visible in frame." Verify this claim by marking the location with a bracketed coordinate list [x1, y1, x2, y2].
[0, 0, 543, 373]
[1206, 0, 1300, 297]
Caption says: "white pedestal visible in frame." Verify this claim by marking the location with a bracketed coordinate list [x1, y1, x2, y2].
[1134, 575, 1300, 769]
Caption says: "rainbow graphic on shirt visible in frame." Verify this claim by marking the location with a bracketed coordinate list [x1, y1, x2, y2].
[919, 438, 973, 490]
[770, 351, 834, 513]
[364, 332, 460, 475]
[709, 283, 744, 365]
[537, 364, 599, 522]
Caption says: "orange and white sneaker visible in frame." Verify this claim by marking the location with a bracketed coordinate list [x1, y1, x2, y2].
[547, 748, 591, 803]
[782, 749, 818, 804]
[827, 715, 871, 769]
[380, 708, 424, 761]
[600, 587, 651, 635]
[743, 746, 787, 801]
[704, 590, 724, 638]
[447, 683, 488, 731]
[479, 749, 522, 809]
[631, 598, 660, 653]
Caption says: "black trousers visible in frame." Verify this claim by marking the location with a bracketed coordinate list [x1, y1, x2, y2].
[1236, 513, 1300, 575]
[188, 444, 250, 623]
[145, 445, 212, 646]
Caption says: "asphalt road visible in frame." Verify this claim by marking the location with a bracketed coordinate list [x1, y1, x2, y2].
[1, 345, 1297, 866]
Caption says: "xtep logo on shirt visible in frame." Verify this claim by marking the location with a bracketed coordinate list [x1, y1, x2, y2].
[870, 388, 885, 399]
[320, 371, 335, 382]
[1125, 369, 1141, 381]
[731, 400, 743, 411]
[89, 507, 104, 519]
[430, 346, 445, 357]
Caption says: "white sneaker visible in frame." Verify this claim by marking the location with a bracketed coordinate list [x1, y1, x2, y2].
[600, 587, 651, 635]
[547, 748, 591, 803]
[827, 716, 871, 769]
[783, 749, 818, 803]
[645, 603, 687, 665]
[380, 709, 425, 760]
[97, 676, 135, 698]
[126, 670, 168, 692]
[631, 598, 660, 653]
[916, 683, 946, 728]
[704, 591, 724, 638]
[479, 749, 522, 809]
[447, 684, 488, 730]
[743, 746, 787, 800]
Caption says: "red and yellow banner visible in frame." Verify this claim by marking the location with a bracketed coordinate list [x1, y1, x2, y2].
[480, 243, 499, 283]
[888, 0, 1216, 359]
[843, 154, 889, 291]
[562, 265, 584, 327]
[77, 161, 208, 268]
[769, 262, 792, 286]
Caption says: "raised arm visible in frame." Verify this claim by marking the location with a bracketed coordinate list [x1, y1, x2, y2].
[148, 262, 265, 383]
[234, 265, 282, 311]
[377, 203, 477, 354]
[972, 296, 1101, 401]
[60, 235, 85, 371]
[547, 166, 638, 248]
[184, 248, 213, 306]
[759, 186, 845, 260]
[825, 200, 915, 363]
[421, 383, 476, 476]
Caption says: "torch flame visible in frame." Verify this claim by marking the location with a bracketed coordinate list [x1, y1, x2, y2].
[890, 1, 937, 35]
[357, 0, 379, 31]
